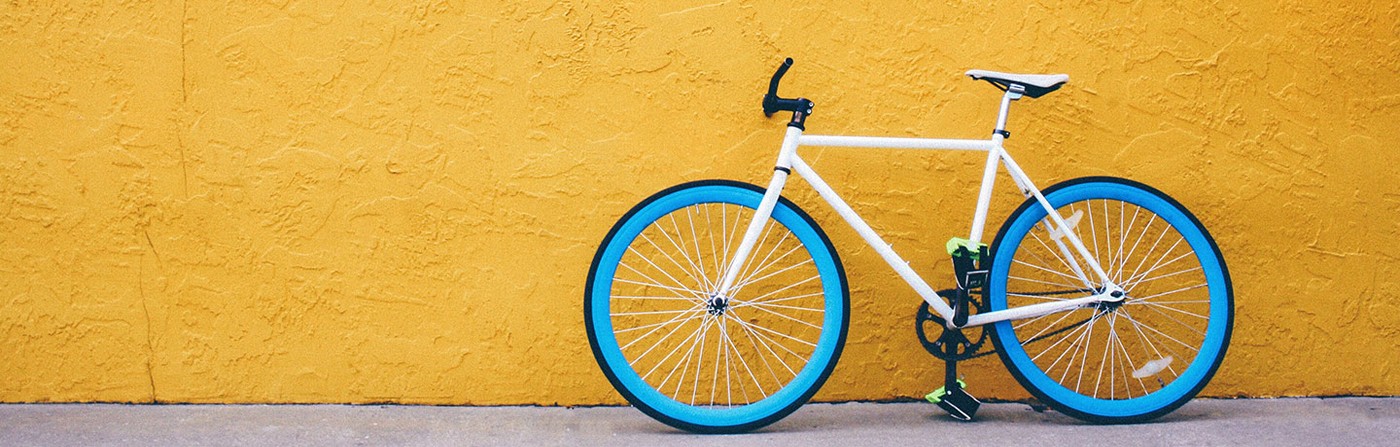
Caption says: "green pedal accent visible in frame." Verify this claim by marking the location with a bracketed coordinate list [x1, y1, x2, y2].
[924, 379, 968, 404]
[945, 237, 988, 260]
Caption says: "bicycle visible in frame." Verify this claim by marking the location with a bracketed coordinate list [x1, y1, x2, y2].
[585, 58, 1233, 433]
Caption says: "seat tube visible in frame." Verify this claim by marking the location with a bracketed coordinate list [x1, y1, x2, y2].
[968, 139, 1001, 243]
[716, 125, 803, 298]
[968, 89, 1019, 242]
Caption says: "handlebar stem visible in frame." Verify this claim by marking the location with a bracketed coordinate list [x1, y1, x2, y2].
[762, 57, 814, 120]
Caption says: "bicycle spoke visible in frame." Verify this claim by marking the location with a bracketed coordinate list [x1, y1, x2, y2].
[1007, 292, 1068, 301]
[1125, 266, 1202, 291]
[726, 312, 778, 397]
[1111, 203, 1138, 283]
[638, 232, 711, 295]
[710, 315, 724, 405]
[617, 264, 705, 299]
[1122, 223, 1171, 289]
[1120, 310, 1199, 353]
[1137, 300, 1209, 320]
[713, 204, 743, 291]
[1020, 307, 1085, 344]
[731, 254, 812, 297]
[734, 274, 821, 308]
[1094, 314, 1112, 398]
[613, 294, 702, 302]
[1032, 312, 1094, 366]
[1122, 237, 1186, 289]
[1109, 312, 1151, 397]
[617, 303, 706, 338]
[1119, 308, 1184, 378]
[658, 314, 712, 393]
[730, 220, 780, 292]
[629, 312, 707, 371]
[728, 312, 801, 376]
[662, 213, 714, 292]
[719, 319, 762, 403]
[615, 306, 709, 350]
[705, 204, 726, 292]
[1012, 258, 1087, 285]
[731, 290, 825, 308]
[1008, 274, 1082, 290]
[743, 303, 823, 331]
[1115, 209, 1154, 283]
[1125, 250, 1196, 291]
[1140, 300, 1210, 305]
[1136, 302, 1208, 337]
[1027, 229, 1089, 284]
[1074, 310, 1101, 393]
[1051, 312, 1096, 384]
[1012, 308, 1064, 332]
[638, 314, 710, 377]
[730, 234, 801, 295]
[689, 315, 714, 405]
[685, 206, 713, 297]
[1128, 283, 1208, 303]
[739, 301, 825, 313]
[735, 316, 818, 348]
[614, 307, 706, 317]
[622, 247, 707, 300]
[1042, 327, 1083, 381]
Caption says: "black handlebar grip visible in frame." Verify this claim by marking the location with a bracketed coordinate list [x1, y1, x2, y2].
[767, 58, 794, 97]
[764, 58, 795, 116]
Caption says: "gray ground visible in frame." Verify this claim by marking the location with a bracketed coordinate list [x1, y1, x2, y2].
[1, 397, 1396, 446]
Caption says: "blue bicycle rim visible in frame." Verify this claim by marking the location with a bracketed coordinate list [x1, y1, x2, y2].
[588, 182, 846, 430]
[989, 180, 1230, 419]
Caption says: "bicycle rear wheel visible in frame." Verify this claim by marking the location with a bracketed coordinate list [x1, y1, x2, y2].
[585, 180, 849, 433]
[987, 177, 1233, 423]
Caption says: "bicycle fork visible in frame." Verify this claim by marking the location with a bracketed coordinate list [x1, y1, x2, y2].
[712, 126, 804, 304]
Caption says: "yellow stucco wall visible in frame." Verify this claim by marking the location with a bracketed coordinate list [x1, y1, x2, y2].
[2, 1, 1397, 405]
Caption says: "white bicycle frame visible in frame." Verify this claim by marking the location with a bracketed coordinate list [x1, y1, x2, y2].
[716, 88, 1124, 328]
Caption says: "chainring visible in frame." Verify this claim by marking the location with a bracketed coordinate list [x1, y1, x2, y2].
[915, 289, 990, 361]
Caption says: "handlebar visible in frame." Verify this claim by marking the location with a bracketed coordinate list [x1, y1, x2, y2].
[762, 57, 813, 118]
[767, 58, 793, 98]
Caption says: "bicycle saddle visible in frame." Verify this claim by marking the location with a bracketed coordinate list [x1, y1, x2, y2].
[965, 70, 1069, 98]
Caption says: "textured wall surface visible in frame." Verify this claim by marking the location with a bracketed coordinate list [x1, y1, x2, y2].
[1, 0, 1397, 405]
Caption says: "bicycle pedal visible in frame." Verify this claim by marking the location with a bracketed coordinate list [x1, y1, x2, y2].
[927, 384, 980, 421]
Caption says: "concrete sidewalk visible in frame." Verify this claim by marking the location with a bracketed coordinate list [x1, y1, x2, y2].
[1, 397, 1396, 446]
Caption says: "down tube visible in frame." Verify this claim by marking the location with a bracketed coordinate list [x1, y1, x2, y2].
[789, 155, 954, 319]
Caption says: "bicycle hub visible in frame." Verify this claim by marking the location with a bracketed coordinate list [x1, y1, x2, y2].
[707, 295, 730, 316]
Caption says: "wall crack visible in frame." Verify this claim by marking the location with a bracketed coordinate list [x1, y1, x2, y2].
[177, 0, 189, 199]
[137, 251, 157, 403]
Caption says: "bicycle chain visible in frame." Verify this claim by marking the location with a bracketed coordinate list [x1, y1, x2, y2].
[916, 289, 1109, 361]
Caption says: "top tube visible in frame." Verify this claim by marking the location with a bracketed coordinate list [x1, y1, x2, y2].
[797, 135, 996, 151]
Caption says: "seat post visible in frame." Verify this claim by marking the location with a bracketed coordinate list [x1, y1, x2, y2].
[993, 84, 1025, 139]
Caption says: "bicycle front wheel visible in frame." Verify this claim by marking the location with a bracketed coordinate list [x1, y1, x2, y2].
[987, 177, 1233, 423]
[585, 180, 849, 433]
